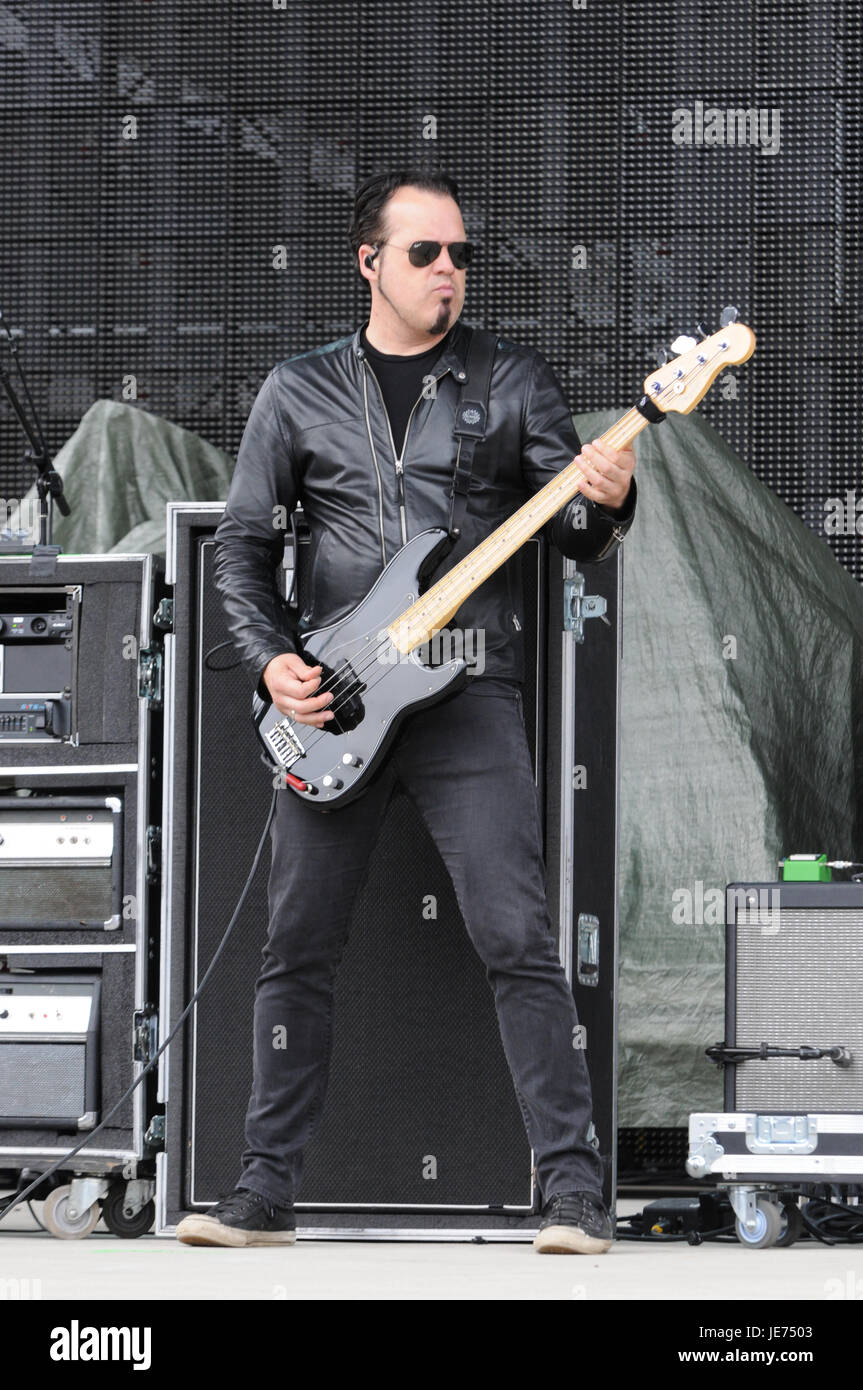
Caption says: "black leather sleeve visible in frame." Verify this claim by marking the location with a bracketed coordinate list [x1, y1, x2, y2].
[212, 368, 303, 700]
[552, 475, 638, 563]
[520, 351, 638, 564]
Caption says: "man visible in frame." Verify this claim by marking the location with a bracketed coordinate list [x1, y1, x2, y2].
[176, 166, 637, 1253]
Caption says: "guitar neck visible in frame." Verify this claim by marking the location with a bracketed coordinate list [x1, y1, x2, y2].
[388, 404, 649, 653]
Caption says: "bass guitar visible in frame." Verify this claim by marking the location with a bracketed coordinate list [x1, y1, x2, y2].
[253, 315, 755, 806]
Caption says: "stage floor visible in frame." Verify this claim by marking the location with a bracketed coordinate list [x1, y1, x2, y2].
[0, 1197, 855, 1302]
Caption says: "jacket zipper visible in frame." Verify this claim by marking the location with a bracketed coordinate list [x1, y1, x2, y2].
[384, 392, 427, 546]
[362, 359, 451, 548]
[360, 365, 388, 566]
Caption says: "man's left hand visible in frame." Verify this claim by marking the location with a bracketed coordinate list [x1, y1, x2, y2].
[575, 438, 636, 514]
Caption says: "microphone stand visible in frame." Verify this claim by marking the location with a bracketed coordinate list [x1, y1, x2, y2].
[0, 303, 71, 558]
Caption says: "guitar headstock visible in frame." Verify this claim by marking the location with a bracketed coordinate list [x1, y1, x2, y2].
[642, 312, 756, 415]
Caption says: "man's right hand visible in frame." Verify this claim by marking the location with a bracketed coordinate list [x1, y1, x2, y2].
[261, 652, 335, 727]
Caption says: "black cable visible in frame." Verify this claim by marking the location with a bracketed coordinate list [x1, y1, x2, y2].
[614, 1219, 739, 1244]
[817, 1195, 863, 1220]
[203, 639, 241, 672]
[26, 1200, 48, 1232]
[0, 784, 279, 1223]
[799, 1196, 863, 1245]
[616, 1191, 863, 1246]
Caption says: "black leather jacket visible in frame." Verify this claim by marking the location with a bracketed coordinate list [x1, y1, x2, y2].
[213, 318, 637, 695]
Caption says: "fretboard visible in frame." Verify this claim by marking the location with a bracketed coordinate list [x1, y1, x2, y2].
[388, 405, 647, 653]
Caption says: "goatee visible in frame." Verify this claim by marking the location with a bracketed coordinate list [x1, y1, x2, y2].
[429, 302, 452, 335]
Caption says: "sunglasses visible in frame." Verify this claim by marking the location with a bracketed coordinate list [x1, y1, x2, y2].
[378, 239, 474, 270]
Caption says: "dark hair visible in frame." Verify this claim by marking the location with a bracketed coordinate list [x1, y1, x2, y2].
[348, 166, 461, 278]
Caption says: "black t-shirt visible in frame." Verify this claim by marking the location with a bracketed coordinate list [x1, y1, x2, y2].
[360, 324, 453, 457]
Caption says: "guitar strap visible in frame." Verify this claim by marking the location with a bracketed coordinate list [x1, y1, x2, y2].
[446, 326, 498, 541]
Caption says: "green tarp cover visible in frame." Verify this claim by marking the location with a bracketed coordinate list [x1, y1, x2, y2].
[14, 398, 863, 1125]
[18, 399, 234, 556]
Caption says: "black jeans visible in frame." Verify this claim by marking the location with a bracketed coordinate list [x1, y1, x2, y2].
[237, 677, 604, 1206]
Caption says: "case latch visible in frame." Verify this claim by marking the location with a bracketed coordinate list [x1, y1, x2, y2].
[745, 1114, 817, 1155]
[138, 647, 163, 708]
[563, 573, 610, 642]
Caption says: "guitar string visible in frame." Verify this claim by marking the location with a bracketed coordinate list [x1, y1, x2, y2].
[276, 352, 721, 764]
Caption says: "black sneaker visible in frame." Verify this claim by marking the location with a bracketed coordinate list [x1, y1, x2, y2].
[533, 1189, 614, 1254]
[176, 1187, 297, 1247]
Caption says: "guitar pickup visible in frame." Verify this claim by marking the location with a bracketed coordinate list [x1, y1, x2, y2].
[264, 718, 306, 768]
[322, 657, 365, 733]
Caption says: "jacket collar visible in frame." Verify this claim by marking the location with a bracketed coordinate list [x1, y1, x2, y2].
[351, 317, 473, 384]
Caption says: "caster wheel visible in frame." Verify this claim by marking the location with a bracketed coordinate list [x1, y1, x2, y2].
[735, 1199, 783, 1249]
[41, 1185, 101, 1240]
[101, 1187, 154, 1238]
[776, 1202, 805, 1248]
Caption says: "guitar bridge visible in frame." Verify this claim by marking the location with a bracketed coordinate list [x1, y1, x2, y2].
[264, 718, 306, 768]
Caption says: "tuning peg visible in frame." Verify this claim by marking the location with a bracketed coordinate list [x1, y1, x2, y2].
[670, 334, 698, 354]
[720, 305, 739, 326]
[655, 346, 670, 366]
[696, 322, 711, 339]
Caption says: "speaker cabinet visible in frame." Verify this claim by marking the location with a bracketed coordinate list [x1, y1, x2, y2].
[726, 881, 863, 1111]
